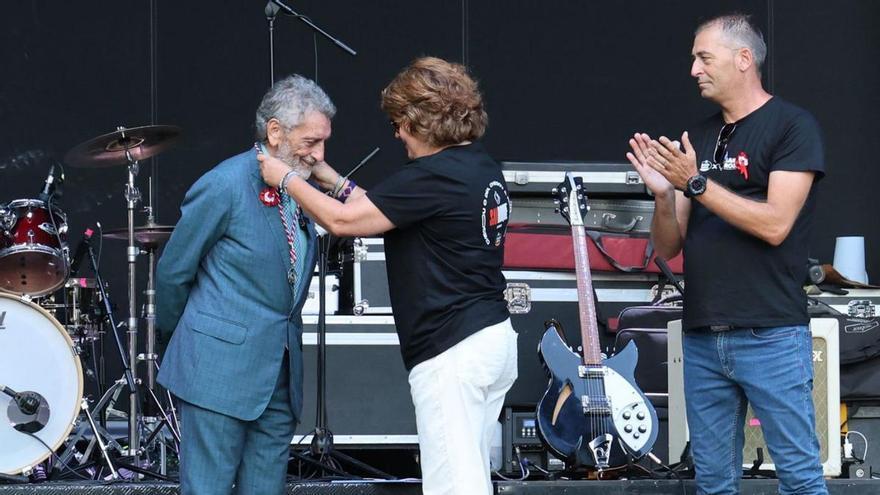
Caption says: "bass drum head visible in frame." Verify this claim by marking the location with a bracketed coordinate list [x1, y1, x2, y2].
[0, 293, 83, 475]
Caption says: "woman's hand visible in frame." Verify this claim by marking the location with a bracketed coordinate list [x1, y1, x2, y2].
[310, 161, 343, 191]
[258, 153, 294, 189]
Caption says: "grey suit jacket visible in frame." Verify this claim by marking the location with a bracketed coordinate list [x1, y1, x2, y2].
[156, 148, 317, 421]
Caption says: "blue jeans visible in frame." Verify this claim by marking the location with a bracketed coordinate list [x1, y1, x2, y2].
[683, 325, 827, 495]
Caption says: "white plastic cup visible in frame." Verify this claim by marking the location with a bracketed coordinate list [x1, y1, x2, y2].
[833, 236, 869, 284]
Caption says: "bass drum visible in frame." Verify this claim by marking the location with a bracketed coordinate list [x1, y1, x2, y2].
[0, 292, 83, 475]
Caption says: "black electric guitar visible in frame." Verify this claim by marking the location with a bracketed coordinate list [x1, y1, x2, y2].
[536, 172, 658, 471]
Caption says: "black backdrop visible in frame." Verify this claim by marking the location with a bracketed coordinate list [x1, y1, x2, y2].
[1, 0, 878, 396]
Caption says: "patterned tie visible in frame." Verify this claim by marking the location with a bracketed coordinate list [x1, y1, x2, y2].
[278, 192, 303, 288]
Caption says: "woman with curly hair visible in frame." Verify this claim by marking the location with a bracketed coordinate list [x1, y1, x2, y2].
[259, 56, 517, 494]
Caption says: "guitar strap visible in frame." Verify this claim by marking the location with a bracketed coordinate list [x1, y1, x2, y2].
[585, 230, 654, 273]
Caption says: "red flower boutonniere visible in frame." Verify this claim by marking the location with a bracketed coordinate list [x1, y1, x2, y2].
[259, 186, 280, 207]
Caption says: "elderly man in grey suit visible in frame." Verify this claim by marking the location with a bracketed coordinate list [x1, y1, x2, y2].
[157, 75, 336, 494]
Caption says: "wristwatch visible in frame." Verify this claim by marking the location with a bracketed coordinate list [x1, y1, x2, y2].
[684, 174, 708, 198]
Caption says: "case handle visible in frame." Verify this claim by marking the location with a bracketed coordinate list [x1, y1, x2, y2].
[601, 213, 642, 233]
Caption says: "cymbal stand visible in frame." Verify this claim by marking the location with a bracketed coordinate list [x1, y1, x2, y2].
[123, 143, 141, 458]
[137, 181, 182, 464]
[140, 182, 159, 395]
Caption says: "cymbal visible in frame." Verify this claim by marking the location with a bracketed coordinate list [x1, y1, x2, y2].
[65, 125, 181, 168]
[102, 224, 174, 246]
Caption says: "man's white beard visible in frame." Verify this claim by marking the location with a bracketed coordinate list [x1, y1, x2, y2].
[277, 141, 313, 180]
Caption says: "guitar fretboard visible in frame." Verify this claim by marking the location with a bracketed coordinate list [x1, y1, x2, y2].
[571, 225, 602, 365]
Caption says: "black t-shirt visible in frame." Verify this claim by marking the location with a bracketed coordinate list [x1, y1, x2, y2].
[683, 97, 825, 330]
[366, 142, 512, 370]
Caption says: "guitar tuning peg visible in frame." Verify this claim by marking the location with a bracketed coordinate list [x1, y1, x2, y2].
[552, 199, 560, 205]
[554, 207, 560, 214]
[551, 187, 558, 195]
[562, 206, 569, 213]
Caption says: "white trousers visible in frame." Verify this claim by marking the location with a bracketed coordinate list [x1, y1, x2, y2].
[408, 318, 518, 495]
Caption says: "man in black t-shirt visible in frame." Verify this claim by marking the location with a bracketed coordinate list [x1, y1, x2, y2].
[259, 57, 516, 495]
[626, 14, 827, 495]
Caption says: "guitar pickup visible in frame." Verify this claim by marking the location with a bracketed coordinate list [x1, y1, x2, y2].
[581, 395, 612, 415]
[578, 365, 605, 378]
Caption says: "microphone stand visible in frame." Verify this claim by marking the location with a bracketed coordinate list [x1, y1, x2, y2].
[288, 232, 394, 480]
[270, 0, 357, 56]
[288, 151, 393, 480]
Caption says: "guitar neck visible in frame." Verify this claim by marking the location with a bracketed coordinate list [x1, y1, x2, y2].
[571, 225, 602, 365]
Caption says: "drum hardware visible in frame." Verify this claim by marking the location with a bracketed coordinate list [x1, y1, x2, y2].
[79, 398, 119, 479]
[79, 228, 146, 460]
[55, 379, 129, 480]
[36, 278, 107, 343]
[66, 125, 181, 460]
[104, 193, 175, 418]
[48, 228, 176, 481]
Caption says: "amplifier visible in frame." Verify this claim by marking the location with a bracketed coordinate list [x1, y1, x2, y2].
[499, 407, 563, 476]
[667, 318, 841, 476]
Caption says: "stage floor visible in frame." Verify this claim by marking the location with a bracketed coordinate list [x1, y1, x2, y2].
[0, 479, 878, 494]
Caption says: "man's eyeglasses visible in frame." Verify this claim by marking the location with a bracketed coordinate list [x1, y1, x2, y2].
[714, 123, 737, 165]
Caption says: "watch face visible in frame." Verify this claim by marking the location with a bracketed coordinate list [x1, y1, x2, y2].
[687, 175, 707, 196]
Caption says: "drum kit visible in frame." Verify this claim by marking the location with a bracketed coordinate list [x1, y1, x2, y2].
[0, 125, 181, 479]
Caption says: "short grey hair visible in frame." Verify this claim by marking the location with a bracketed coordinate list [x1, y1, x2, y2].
[697, 14, 767, 74]
[255, 75, 336, 140]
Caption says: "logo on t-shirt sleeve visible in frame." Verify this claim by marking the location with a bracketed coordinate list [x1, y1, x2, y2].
[482, 181, 510, 247]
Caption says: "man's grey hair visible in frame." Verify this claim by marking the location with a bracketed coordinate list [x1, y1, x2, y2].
[255, 75, 336, 140]
[697, 14, 767, 74]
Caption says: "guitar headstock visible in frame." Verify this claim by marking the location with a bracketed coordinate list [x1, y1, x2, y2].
[553, 172, 588, 227]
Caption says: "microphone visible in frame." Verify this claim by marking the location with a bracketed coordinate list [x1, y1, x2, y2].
[1, 384, 50, 433]
[69, 227, 96, 277]
[1, 385, 35, 414]
[265, 1, 280, 19]
[37, 164, 56, 201]
[344, 146, 380, 181]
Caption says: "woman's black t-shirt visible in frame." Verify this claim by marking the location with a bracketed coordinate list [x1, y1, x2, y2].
[366, 142, 512, 370]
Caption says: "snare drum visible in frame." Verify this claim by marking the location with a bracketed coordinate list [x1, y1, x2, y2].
[0, 292, 83, 475]
[0, 199, 70, 297]
[37, 278, 105, 342]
